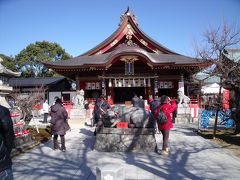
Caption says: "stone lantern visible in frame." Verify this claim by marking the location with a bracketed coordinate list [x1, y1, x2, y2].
[0, 57, 21, 108]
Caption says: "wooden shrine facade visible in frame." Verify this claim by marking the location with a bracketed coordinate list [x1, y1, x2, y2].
[43, 9, 210, 103]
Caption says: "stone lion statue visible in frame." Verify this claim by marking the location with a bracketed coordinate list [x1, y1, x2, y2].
[73, 89, 84, 108]
[177, 89, 190, 107]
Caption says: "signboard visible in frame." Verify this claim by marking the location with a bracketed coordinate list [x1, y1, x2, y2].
[158, 81, 174, 89]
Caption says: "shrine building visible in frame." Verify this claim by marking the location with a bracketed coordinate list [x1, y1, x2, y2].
[43, 9, 210, 103]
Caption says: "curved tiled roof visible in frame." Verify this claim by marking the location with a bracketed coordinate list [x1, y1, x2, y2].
[43, 46, 201, 69]
[9, 77, 66, 87]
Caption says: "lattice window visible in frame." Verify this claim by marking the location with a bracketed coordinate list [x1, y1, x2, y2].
[125, 62, 134, 75]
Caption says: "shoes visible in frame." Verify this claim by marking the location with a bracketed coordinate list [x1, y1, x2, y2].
[166, 147, 170, 152]
[160, 150, 169, 155]
[60, 147, 66, 152]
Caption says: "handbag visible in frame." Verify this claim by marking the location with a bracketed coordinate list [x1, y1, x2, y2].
[156, 108, 168, 124]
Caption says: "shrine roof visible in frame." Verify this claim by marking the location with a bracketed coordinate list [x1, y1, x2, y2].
[42, 9, 211, 71]
[43, 46, 202, 68]
[80, 8, 179, 56]
[9, 77, 66, 87]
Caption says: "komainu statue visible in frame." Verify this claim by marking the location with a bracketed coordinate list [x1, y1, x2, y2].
[73, 89, 84, 108]
[177, 88, 190, 107]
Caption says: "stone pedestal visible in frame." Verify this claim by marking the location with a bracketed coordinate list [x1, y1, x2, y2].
[175, 107, 191, 124]
[70, 108, 86, 120]
[96, 163, 124, 180]
[94, 128, 157, 152]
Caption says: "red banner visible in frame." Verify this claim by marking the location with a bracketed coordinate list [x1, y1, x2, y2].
[222, 90, 230, 109]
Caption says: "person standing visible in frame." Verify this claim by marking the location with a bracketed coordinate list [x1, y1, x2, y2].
[154, 95, 177, 155]
[150, 96, 160, 114]
[132, 93, 140, 107]
[50, 98, 69, 152]
[139, 96, 145, 109]
[42, 99, 49, 123]
[93, 96, 111, 136]
[0, 105, 15, 180]
[150, 96, 161, 132]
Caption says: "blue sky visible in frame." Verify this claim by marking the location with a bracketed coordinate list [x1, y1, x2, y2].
[0, 0, 239, 58]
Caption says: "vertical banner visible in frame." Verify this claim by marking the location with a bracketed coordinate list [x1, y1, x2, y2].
[148, 78, 151, 87]
[118, 79, 122, 87]
[143, 78, 146, 87]
[123, 79, 125, 87]
[108, 79, 112, 87]
[138, 78, 141, 87]
[222, 90, 230, 110]
[133, 78, 136, 87]
[102, 80, 106, 97]
[154, 79, 158, 95]
[114, 78, 117, 87]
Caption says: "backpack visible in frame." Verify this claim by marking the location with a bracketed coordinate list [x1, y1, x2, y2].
[156, 107, 168, 124]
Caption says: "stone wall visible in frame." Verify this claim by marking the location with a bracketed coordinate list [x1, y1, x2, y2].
[94, 128, 157, 152]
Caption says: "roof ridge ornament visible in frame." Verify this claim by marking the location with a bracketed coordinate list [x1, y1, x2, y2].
[119, 7, 138, 26]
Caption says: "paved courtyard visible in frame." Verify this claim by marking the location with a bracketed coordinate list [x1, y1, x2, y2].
[12, 121, 240, 180]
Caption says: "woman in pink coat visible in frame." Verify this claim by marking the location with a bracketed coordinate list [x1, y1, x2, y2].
[154, 95, 177, 155]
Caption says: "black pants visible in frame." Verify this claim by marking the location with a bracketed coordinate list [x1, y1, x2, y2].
[43, 113, 48, 123]
[53, 135, 65, 149]
[160, 130, 170, 150]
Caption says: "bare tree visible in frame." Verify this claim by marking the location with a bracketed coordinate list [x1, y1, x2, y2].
[10, 85, 47, 121]
[194, 20, 240, 136]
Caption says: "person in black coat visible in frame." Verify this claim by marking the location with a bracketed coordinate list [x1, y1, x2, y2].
[0, 105, 15, 179]
[150, 96, 160, 114]
[139, 96, 145, 109]
[93, 96, 111, 136]
[132, 93, 140, 107]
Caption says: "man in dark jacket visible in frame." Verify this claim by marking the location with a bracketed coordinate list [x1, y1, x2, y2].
[150, 96, 160, 114]
[139, 96, 145, 109]
[0, 105, 15, 179]
[132, 93, 140, 107]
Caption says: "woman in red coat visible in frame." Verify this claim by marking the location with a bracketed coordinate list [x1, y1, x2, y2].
[154, 95, 177, 155]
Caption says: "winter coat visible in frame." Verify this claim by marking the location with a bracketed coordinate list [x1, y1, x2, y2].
[132, 96, 140, 107]
[150, 99, 160, 114]
[139, 99, 145, 109]
[0, 105, 15, 172]
[154, 100, 177, 131]
[50, 103, 69, 135]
